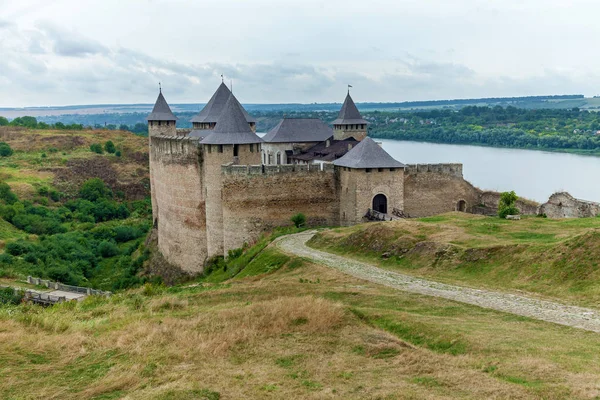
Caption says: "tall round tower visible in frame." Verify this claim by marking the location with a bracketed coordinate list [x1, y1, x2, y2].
[201, 94, 262, 258]
[332, 91, 368, 141]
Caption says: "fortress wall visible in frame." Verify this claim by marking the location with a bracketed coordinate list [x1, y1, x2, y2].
[403, 163, 481, 217]
[221, 164, 339, 254]
[150, 136, 207, 273]
[478, 191, 540, 216]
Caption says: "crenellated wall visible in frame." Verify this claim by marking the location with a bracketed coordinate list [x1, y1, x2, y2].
[403, 163, 480, 217]
[150, 136, 207, 273]
[221, 163, 339, 254]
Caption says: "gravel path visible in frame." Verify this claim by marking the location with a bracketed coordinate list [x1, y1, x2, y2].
[276, 230, 600, 333]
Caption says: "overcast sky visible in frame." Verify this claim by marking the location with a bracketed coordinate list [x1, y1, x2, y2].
[1, 0, 599, 107]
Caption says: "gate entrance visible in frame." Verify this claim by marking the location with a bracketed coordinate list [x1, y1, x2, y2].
[373, 194, 388, 214]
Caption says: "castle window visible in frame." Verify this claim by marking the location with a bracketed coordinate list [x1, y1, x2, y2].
[276, 152, 281, 165]
[389, 168, 395, 172]
[263, 152, 266, 164]
[361, 124, 365, 129]
[218, 145, 223, 153]
[250, 144, 254, 152]
[234, 144, 239, 157]
[207, 145, 212, 153]
[158, 121, 162, 126]
[378, 168, 384, 172]
[365, 168, 372, 173]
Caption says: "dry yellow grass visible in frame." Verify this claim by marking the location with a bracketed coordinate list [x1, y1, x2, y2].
[2, 256, 600, 399]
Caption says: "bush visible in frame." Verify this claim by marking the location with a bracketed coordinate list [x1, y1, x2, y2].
[90, 143, 103, 154]
[98, 240, 120, 258]
[115, 150, 122, 157]
[291, 213, 306, 228]
[79, 178, 111, 202]
[104, 141, 116, 154]
[498, 190, 520, 219]
[0, 142, 13, 157]
[0, 287, 23, 305]
[0, 183, 18, 204]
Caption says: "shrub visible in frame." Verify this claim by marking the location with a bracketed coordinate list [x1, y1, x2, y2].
[79, 178, 111, 202]
[0, 287, 23, 305]
[114, 226, 143, 243]
[0, 142, 13, 157]
[90, 143, 103, 154]
[98, 240, 120, 258]
[41, 152, 47, 158]
[291, 213, 306, 228]
[498, 191, 520, 219]
[115, 150, 122, 157]
[0, 183, 18, 204]
[104, 141, 116, 154]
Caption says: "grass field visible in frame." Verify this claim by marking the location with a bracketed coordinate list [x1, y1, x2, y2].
[2, 246, 600, 399]
[309, 213, 600, 307]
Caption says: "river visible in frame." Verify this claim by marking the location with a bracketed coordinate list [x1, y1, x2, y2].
[378, 139, 600, 203]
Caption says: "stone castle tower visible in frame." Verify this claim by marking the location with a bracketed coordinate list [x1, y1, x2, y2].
[332, 91, 368, 141]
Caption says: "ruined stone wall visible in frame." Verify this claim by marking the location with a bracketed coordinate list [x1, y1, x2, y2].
[338, 167, 404, 225]
[221, 163, 339, 254]
[403, 164, 481, 217]
[540, 192, 600, 218]
[204, 143, 262, 258]
[476, 191, 540, 216]
[150, 136, 207, 273]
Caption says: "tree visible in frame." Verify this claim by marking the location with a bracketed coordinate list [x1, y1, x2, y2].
[104, 140, 116, 154]
[0, 116, 8, 126]
[291, 213, 306, 228]
[498, 191, 519, 218]
[79, 178, 112, 202]
[0, 142, 13, 157]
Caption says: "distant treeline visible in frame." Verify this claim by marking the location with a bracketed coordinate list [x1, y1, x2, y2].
[395, 95, 584, 108]
[0, 115, 149, 135]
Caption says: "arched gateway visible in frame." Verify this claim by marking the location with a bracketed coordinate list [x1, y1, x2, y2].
[373, 194, 388, 214]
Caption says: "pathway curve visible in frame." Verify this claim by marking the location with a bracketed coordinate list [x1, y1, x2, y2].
[276, 230, 600, 333]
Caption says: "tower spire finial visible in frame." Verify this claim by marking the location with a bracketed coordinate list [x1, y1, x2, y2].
[230, 79, 233, 94]
[221, 74, 224, 83]
[348, 84, 352, 94]
[159, 82, 162, 93]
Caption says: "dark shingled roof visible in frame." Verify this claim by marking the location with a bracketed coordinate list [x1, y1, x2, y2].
[262, 118, 333, 143]
[333, 137, 405, 169]
[146, 91, 178, 121]
[191, 83, 255, 124]
[332, 93, 368, 125]
[288, 138, 359, 163]
[200, 96, 263, 145]
[187, 130, 207, 140]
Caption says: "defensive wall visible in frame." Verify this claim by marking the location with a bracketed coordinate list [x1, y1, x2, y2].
[150, 135, 207, 272]
[475, 191, 540, 216]
[221, 163, 339, 254]
[540, 192, 600, 219]
[403, 163, 481, 217]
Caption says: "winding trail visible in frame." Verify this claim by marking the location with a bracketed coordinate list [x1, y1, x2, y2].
[276, 230, 600, 333]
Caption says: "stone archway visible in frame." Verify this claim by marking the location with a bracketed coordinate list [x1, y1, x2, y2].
[373, 194, 388, 214]
[457, 200, 467, 212]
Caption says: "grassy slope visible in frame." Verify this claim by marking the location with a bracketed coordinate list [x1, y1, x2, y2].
[2, 247, 600, 399]
[309, 213, 600, 307]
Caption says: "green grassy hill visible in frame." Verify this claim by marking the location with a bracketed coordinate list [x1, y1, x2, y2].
[309, 213, 600, 306]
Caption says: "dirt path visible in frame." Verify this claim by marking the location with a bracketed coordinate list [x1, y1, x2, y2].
[276, 230, 600, 333]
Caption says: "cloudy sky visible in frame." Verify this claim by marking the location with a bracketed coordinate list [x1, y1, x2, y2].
[1, 0, 599, 107]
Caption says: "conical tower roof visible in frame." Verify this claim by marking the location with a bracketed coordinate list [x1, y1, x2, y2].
[332, 92, 368, 125]
[333, 137, 405, 169]
[146, 90, 178, 121]
[191, 82, 255, 124]
[200, 95, 263, 145]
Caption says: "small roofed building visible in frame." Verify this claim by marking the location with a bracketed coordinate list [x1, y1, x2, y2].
[201, 95, 263, 258]
[189, 82, 256, 139]
[261, 118, 334, 165]
[288, 137, 359, 165]
[332, 92, 368, 141]
[147, 89, 178, 137]
[334, 137, 406, 225]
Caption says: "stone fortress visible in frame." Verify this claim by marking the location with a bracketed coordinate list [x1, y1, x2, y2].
[148, 82, 598, 273]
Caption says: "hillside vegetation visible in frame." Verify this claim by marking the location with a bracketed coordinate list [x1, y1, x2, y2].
[3, 245, 600, 399]
[309, 213, 600, 306]
[0, 127, 153, 291]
